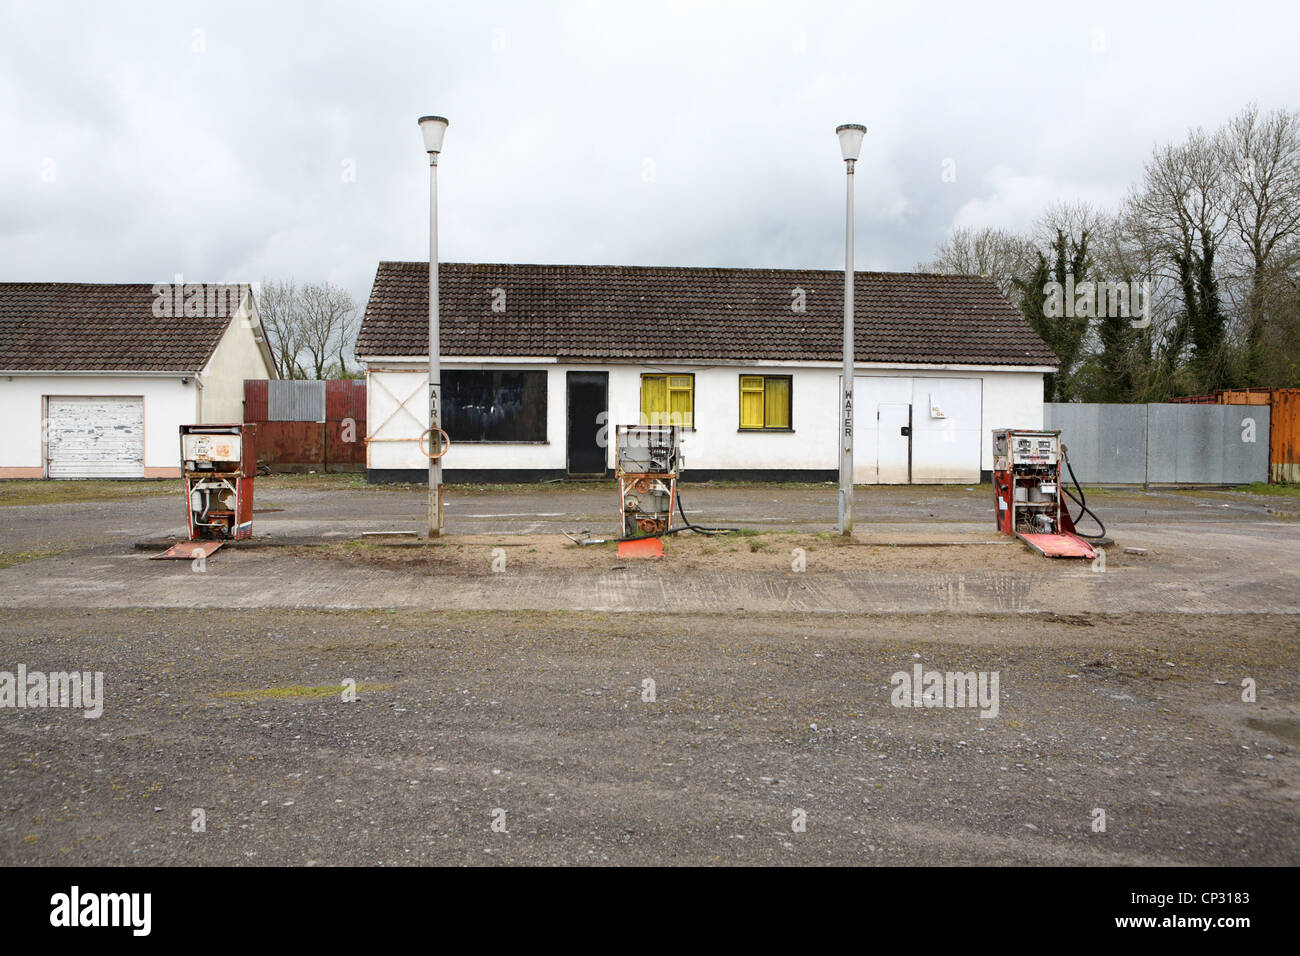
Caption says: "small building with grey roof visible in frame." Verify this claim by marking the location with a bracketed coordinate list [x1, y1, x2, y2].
[0, 281, 276, 478]
[356, 261, 1058, 484]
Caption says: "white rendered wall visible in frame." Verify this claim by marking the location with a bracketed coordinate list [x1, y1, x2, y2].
[201, 315, 278, 423]
[0, 375, 199, 477]
[363, 361, 1045, 479]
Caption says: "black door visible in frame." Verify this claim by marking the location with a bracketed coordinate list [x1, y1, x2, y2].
[566, 371, 608, 476]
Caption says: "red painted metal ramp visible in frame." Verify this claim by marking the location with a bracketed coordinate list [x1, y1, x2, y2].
[1016, 532, 1097, 559]
[617, 538, 664, 559]
[150, 540, 225, 560]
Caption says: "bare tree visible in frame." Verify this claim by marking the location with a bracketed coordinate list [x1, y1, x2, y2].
[919, 103, 1300, 397]
[298, 282, 360, 380]
[256, 279, 360, 380]
[1099, 203, 1186, 400]
[1220, 104, 1300, 379]
[258, 279, 307, 379]
[1129, 128, 1236, 392]
[917, 225, 1037, 304]
[1033, 201, 1107, 252]
[334, 297, 362, 378]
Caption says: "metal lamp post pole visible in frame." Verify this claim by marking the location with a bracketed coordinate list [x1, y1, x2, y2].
[839, 156, 855, 536]
[419, 115, 449, 538]
[836, 123, 865, 537]
[427, 152, 442, 537]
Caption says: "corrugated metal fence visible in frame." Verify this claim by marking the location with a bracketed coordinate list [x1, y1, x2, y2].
[1169, 387, 1299, 483]
[244, 380, 366, 472]
[1044, 403, 1271, 485]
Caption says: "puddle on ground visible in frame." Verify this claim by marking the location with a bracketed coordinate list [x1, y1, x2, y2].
[1245, 717, 1300, 744]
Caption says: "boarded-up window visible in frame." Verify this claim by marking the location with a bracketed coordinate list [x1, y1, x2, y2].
[442, 370, 547, 442]
[640, 374, 694, 428]
[739, 375, 792, 429]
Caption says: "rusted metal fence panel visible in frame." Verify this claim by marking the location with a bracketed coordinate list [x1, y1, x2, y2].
[325, 379, 366, 423]
[243, 379, 268, 422]
[325, 420, 366, 467]
[243, 379, 366, 472]
[1269, 390, 1300, 482]
[255, 421, 326, 469]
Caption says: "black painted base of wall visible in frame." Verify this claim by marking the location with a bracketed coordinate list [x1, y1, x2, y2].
[679, 469, 838, 483]
[367, 469, 991, 485]
[366, 468, 842, 485]
[367, 468, 569, 484]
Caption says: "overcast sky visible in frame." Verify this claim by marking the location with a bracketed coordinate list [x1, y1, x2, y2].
[2, 0, 1297, 310]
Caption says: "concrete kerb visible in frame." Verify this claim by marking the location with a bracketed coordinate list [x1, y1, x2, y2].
[133, 530, 1015, 551]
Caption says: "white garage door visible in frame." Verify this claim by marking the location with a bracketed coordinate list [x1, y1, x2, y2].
[46, 396, 145, 478]
[909, 377, 982, 483]
[852, 375, 983, 484]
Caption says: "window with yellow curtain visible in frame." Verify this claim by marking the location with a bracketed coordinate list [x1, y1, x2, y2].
[640, 374, 694, 428]
[739, 375, 792, 430]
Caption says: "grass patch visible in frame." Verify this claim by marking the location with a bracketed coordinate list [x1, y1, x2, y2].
[1231, 482, 1300, 497]
[342, 539, 386, 551]
[258, 473, 373, 492]
[0, 549, 65, 569]
[695, 479, 836, 489]
[0, 479, 173, 507]
[217, 682, 391, 701]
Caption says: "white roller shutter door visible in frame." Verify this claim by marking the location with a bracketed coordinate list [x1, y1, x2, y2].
[46, 396, 146, 478]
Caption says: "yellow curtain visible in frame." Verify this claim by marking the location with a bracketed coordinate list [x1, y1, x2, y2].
[640, 376, 667, 424]
[641, 375, 693, 427]
[667, 376, 693, 428]
[765, 377, 790, 428]
[740, 376, 765, 428]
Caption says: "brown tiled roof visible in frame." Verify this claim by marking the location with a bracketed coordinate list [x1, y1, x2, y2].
[356, 261, 1058, 367]
[0, 282, 248, 372]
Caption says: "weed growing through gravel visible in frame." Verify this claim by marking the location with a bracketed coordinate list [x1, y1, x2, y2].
[217, 683, 391, 701]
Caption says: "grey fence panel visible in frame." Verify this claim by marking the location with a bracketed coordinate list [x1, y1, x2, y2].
[1044, 403, 1101, 482]
[1097, 404, 1148, 483]
[1044, 403, 1269, 484]
[1176, 404, 1223, 483]
[1222, 405, 1271, 484]
[1144, 403, 1179, 483]
[268, 381, 326, 422]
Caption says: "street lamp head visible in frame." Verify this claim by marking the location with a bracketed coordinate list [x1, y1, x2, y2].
[836, 123, 867, 162]
[418, 115, 449, 154]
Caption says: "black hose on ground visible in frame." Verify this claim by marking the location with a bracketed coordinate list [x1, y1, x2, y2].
[1062, 452, 1107, 539]
[673, 489, 739, 535]
[608, 488, 740, 542]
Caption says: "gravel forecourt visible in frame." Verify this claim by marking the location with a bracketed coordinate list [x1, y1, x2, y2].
[1, 481, 1296, 866]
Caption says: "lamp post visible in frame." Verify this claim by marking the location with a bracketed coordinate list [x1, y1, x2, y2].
[835, 123, 866, 537]
[419, 114, 449, 538]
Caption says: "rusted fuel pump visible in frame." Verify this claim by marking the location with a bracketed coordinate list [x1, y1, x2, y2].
[154, 425, 257, 559]
[616, 424, 681, 540]
[563, 424, 733, 556]
[993, 428, 1103, 559]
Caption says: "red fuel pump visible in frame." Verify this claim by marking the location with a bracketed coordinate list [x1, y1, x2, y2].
[180, 424, 256, 541]
[992, 428, 1098, 559]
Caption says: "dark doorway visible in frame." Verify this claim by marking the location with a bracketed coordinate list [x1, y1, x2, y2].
[566, 371, 608, 476]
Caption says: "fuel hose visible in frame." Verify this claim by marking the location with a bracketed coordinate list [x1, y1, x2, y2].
[1062, 451, 1107, 539]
